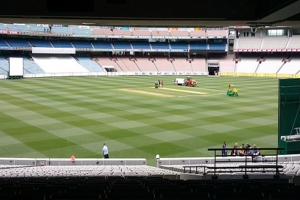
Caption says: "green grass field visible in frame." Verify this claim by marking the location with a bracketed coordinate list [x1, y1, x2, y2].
[0, 76, 279, 166]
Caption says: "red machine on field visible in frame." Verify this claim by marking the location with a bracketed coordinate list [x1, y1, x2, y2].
[185, 76, 197, 87]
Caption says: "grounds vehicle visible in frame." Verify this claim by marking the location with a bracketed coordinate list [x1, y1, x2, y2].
[174, 78, 185, 85]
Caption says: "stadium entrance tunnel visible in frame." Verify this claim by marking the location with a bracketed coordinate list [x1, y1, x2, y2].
[208, 66, 219, 76]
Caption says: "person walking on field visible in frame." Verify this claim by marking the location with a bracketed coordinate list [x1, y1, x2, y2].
[102, 143, 109, 159]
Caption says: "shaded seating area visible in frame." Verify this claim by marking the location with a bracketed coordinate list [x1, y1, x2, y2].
[0, 175, 298, 200]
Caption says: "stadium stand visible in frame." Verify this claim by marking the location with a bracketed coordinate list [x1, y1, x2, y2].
[151, 30, 170, 37]
[2, 22, 300, 200]
[5, 38, 31, 48]
[189, 42, 207, 50]
[28, 38, 53, 48]
[72, 27, 92, 36]
[286, 35, 300, 50]
[150, 42, 170, 50]
[234, 37, 263, 51]
[131, 41, 151, 50]
[135, 57, 157, 72]
[74, 56, 105, 72]
[23, 56, 45, 74]
[6, 24, 30, 33]
[71, 40, 93, 49]
[261, 36, 289, 50]
[32, 55, 89, 73]
[256, 56, 284, 74]
[131, 29, 151, 37]
[50, 39, 74, 48]
[170, 30, 189, 38]
[235, 55, 260, 73]
[208, 43, 227, 51]
[95, 57, 120, 71]
[154, 58, 176, 72]
[0, 23, 7, 31]
[111, 29, 132, 37]
[92, 41, 113, 49]
[216, 54, 236, 73]
[191, 58, 207, 72]
[170, 42, 189, 51]
[29, 25, 48, 33]
[92, 28, 113, 36]
[0, 38, 10, 48]
[206, 29, 228, 38]
[116, 57, 139, 71]
[278, 58, 300, 75]
[172, 58, 193, 72]
[0, 55, 9, 74]
[112, 41, 132, 50]
[189, 30, 206, 38]
[51, 26, 72, 35]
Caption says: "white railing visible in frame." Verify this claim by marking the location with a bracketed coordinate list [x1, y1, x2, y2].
[0, 71, 209, 79]
[0, 157, 147, 166]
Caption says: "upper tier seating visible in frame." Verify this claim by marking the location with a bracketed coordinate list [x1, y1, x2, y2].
[150, 42, 170, 50]
[234, 37, 262, 50]
[208, 43, 226, 51]
[28, 38, 52, 48]
[206, 29, 228, 37]
[131, 42, 151, 50]
[71, 40, 93, 49]
[7, 24, 30, 33]
[0, 24, 7, 31]
[72, 27, 92, 36]
[286, 36, 300, 49]
[189, 30, 206, 37]
[5, 38, 31, 47]
[91, 41, 113, 49]
[51, 27, 72, 35]
[51, 40, 73, 48]
[261, 36, 289, 49]
[151, 30, 170, 37]
[0, 38, 10, 48]
[30, 25, 47, 33]
[92, 28, 113, 36]
[112, 29, 132, 36]
[131, 29, 151, 37]
[112, 42, 132, 50]
[170, 30, 189, 37]
[190, 42, 207, 50]
[170, 43, 188, 50]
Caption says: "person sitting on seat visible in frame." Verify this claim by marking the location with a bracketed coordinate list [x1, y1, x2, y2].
[230, 143, 238, 156]
[71, 155, 75, 163]
[239, 143, 245, 156]
[252, 144, 260, 155]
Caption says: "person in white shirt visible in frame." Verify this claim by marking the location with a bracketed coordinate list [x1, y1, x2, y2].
[102, 143, 109, 159]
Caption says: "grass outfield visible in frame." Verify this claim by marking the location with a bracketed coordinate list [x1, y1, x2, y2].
[0, 76, 279, 166]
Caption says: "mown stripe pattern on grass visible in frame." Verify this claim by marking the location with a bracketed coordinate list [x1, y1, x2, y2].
[0, 76, 279, 166]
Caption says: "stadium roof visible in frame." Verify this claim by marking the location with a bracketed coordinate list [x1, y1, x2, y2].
[0, 0, 300, 27]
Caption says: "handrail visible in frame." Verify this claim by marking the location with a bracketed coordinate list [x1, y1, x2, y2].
[207, 147, 284, 179]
